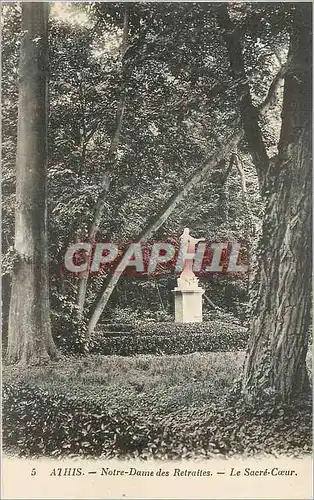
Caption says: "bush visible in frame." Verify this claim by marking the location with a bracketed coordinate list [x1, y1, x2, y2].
[89, 333, 247, 356]
[202, 309, 243, 324]
[98, 322, 136, 334]
[51, 297, 88, 354]
[109, 306, 141, 324]
[90, 321, 248, 356]
[3, 383, 312, 459]
[109, 306, 173, 324]
[134, 320, 244, 336]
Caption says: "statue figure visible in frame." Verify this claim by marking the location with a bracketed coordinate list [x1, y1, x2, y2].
[177, 228, 205, 289]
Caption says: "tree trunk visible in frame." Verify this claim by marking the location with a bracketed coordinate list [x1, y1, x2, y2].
[77, 4, 130, 315]
[215, 155, 234, 224]
[6, 2, 57, 365]
[87, 128, 243, 335]
[242, 4, 312, 403]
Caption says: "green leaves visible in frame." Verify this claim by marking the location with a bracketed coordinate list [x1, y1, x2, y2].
[3, 381, 312, 459]
[88, 320, 248, 356]
[51, 297, 88, 354]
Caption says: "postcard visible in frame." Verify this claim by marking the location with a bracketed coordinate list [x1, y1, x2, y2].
[1, 1, 312, 499]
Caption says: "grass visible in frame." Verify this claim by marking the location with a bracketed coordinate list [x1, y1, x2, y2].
[3, 351, 245, 415]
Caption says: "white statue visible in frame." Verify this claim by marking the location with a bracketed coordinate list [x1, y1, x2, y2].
[177, 228, 205, 289]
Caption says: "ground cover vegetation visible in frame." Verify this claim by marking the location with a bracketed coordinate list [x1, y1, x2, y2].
[3, 353, 312, 459]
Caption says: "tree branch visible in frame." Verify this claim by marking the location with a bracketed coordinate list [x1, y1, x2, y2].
[258, 60, 291, 116]
[233, 153, 248, 197]
[86, 127, 243, 335]
[77, 4, 130, 314]
[220, 154, 235, 186]
[216, 5, 270, 189]
[203, 294, 221, 310]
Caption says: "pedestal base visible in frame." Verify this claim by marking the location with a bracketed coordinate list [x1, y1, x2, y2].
[172, 288, 204, 323]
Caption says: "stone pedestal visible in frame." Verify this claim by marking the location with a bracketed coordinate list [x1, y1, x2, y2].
[173, 287, 204, 323]
[172, 228, 205, 323]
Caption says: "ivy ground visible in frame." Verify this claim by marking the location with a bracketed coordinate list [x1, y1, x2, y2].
[3, 352, 312, 459]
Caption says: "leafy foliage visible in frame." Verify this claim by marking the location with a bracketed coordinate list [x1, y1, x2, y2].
[51, 296, 88, 354]
[2, 2, 273, 337]
[3, 381, 311, 459]
[88, 320, 248, 356]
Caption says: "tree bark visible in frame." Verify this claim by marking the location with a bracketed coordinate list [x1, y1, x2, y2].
[6, 2, 57, 365]
[87, 128, 243, 335]
[242, 4, 312, 403]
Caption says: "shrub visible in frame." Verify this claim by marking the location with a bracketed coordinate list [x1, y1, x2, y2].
[89, 333, 247, 356]
[202, 309, 243, 324]
[90, 321, 248, 356]
[110, 306, 141, 324]
[98, 323, 136, 334]
[51, 297, 88, 354]
[3, 383, 312, 459]
[134, 321, 245, 336]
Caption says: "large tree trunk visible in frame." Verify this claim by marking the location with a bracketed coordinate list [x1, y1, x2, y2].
[6, 2, 57, 365]
[242, 4, 312, 403]
[87, 129, 243, 335]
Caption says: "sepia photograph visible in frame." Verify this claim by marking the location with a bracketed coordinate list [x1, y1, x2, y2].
[1, 1, 312, 498]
